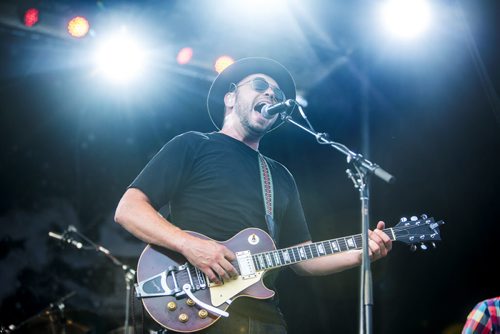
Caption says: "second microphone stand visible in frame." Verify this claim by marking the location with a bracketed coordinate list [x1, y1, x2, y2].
[279, 101, 395, 334]
[58, 226, 136, 334]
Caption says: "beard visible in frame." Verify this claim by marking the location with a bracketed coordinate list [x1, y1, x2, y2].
[233, 99, 275, 135]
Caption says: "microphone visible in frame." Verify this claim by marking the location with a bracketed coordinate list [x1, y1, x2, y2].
[48, 231, 83, 249]
[260, 99, 296, 119]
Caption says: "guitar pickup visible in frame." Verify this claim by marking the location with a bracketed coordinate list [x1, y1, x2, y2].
[236, 250, 256, 279]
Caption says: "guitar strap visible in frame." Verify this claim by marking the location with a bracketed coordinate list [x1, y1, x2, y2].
[258, 154, 279, 244]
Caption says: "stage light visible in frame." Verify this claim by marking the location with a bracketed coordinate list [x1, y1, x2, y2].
[95, 34, 146, 83]
[23, 8, 39, 27]
[379, 0, 432, 39]
[177, 47, 193, 65]
[214, 56, 234, 74]
[67, 16, 90, 38]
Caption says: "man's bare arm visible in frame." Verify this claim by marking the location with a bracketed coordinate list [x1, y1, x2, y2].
[114, 188, 237, 283]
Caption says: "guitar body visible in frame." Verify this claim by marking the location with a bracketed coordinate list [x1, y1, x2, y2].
[136, 216, 443, 333]
[136, 228, 276, 332]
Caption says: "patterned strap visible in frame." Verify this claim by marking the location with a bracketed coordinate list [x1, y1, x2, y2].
[258, 154, 278, 242]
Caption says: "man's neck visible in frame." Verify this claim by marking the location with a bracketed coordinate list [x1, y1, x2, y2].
[219, 127, 262, 151]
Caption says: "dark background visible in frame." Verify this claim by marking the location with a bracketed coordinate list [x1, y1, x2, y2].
[1, 0, 499, 333]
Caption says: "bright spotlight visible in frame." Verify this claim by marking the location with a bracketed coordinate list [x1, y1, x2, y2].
[379, 0, 432, 39]
[95, 33, 146, 83]
[67, 16, 90, 38]
[214, 56, 234, 74]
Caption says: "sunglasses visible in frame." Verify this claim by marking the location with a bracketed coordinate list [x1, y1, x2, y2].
[232, 77, 286, 103]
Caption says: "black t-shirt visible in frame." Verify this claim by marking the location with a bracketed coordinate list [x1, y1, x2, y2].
[130, 131, 311, 248]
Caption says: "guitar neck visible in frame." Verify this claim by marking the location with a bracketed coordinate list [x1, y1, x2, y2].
[251, 228, 396, 271]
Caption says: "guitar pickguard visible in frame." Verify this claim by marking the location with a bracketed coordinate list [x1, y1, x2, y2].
[209, 271, 263, 306]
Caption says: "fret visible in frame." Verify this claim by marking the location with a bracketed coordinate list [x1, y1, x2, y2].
[282, 249, 291, 263]
[257, 254, 266, 269]
[288, 248, 296, 263]
[345, 236, 356, 249]
[305, 244, 313, 258]
[309, 244, 318, 259]
[330, 239, 340, 252]
[270, 251, 277, 266]
[292, 247, 300, 262]
[264, 253, 273, 267]
[269, 252, 277, 267]
[354, 235, 363, 249]
[311, 243, 319, 258]
[345, 237, 353, 250]
[272, 251, 281, 266]
[278, 251, 286, 264]
[298, 246, 307, 260]
[324, 240, 333, 254]
[338, 238, 347, 251]
[300, 246, 306, 260]
[253, 255, 261, 271]
[317, 242, 326, 255]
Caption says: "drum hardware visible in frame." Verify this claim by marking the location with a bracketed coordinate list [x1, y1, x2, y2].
[0, 291, 82, 333]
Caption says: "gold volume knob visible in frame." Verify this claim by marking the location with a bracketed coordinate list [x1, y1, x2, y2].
[178, 313, 189, 323]
[167, 301, 177, 311]
[198, 309, 208, 319]
[186, 298, 195, 306]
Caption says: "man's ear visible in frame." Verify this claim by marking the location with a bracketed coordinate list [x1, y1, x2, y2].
[224, 91, 235, 108]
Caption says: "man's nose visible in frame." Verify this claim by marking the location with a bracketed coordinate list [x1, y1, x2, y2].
[263, 86, 275, 101]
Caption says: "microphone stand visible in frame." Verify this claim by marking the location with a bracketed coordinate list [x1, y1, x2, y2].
[280, 103, 395, 334]
[51, 226, 136, 334]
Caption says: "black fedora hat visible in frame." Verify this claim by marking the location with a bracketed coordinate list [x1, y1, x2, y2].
[207, 57, 296, 130]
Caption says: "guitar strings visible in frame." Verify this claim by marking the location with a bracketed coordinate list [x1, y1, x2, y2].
[163, 223, 441, 285]
[247, 224, 441, 268]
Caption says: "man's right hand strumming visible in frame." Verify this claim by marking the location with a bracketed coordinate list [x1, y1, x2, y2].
[175, 231, 238, 284]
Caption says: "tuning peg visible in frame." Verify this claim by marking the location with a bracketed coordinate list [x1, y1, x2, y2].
[410, 244, 417, 252]
[431, 242, 437, 249]
[410, 216, 418, 221]
[400, 217, 408, 222]
[420, 243, 428, 250]
[420, 214, 428, 220]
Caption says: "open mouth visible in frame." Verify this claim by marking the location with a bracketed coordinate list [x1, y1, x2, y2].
[254, 102, 267, 113]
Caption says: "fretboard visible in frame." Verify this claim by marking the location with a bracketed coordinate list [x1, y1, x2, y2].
[251, 228, 396, 271]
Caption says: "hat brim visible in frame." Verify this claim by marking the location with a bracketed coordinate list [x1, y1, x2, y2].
[207, 57, 296, 130]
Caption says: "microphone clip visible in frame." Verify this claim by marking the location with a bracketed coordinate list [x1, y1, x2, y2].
[48, 229, 83, 249]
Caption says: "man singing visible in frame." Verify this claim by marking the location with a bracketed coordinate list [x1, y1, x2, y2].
[115, 57, 392, 333]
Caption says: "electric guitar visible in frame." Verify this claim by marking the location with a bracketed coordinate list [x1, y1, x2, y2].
[135, 215, 443, 333]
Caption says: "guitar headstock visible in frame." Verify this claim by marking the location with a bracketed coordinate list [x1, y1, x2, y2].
[393, 215, 444, 251]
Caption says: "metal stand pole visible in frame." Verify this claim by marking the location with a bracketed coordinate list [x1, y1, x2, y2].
[279, 103, 395, 334]
[347, 170, 372, 334]
[124, 268, 136, 333]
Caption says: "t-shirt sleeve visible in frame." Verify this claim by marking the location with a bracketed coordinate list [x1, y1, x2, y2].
[128, 132, 196, 210]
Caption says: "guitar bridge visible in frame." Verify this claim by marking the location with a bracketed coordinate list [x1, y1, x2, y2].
[135, 262, 207, 298]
